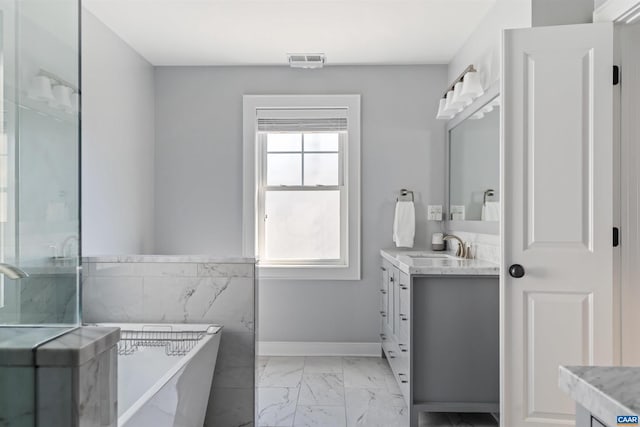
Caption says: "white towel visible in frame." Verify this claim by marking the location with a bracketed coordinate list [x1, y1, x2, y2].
[481, 202, 500, 221]
[393, 201, 415, 248]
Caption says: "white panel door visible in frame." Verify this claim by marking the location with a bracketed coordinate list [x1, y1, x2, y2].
[502, 23, 614, 427]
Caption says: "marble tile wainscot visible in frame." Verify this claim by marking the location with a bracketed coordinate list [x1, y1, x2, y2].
[82, 255, 257, 427]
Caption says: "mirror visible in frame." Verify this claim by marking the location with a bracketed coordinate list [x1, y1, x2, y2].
[448, 97, 500, 222]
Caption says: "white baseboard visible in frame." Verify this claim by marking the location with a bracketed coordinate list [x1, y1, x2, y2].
[258, 341, 381, 357]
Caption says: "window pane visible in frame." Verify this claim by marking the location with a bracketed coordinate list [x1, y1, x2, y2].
[267, 133, 302, 152]
[304, 133, 339, 152]
[304, 153, 339, 186]
[265, 190, 340, 260]
[267, 153, 302, 185]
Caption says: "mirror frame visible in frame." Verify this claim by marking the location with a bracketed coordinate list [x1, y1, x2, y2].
[445, 81, 500, 235]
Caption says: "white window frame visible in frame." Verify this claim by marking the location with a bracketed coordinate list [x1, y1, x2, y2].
[243, 95, 361, 280]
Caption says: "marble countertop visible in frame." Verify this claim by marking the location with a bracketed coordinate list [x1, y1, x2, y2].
[36, 326, 120, 367]
[380, 248, 499, 276]
[559, 365, 640, 426]
[83, 254, 256, 264]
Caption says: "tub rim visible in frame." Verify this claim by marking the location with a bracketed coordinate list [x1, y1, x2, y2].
[91, 322, 222, 426]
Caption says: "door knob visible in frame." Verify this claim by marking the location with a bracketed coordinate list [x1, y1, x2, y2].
[509, 264, 525, 278]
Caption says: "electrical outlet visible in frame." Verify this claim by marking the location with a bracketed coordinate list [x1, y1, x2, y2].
[427, 205, 443, 221]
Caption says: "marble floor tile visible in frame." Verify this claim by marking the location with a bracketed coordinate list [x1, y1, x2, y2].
[385, 374, 407, 408]
[257, 356, 498, 427]
[298, 373, 345, 406]
[257, 387, 299, 427]
[293, 405, 347, 427]
[342, 357, 390, 389]
[344, 387, 408, 427]
[261, 357, 305, 388]
[303, 357, 343, 374]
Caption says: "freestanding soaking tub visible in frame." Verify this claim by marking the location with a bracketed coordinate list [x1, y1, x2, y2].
[96, 323, 222, 427]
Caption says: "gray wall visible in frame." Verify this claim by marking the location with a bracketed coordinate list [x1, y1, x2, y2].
[81, 10, 156, 255]
[154, 65, 447, 343]
[532, 0, 594, 26]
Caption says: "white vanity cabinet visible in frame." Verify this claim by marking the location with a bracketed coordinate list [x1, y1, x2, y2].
[380, 251, 499, 427]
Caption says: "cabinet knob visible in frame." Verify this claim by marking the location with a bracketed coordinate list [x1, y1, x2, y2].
[400, 314, 408, 321]
[389, 277, 394, 283]
[400, 285, 408, 290]
[380, 266, 387, 271]
[380, 311, 387, 318]
[399, 373, 408, 383]
[380, 289, 387, 294]
[399, 344, 408, 352]
[388, 350, 396, 359]
[509, 264, 525, 278]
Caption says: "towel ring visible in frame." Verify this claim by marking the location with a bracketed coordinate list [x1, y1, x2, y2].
[483, 189, 495, 206]
[397, 189, 414, 202]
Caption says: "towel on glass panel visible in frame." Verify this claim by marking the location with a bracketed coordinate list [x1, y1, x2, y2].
[393, 201, 415, 248]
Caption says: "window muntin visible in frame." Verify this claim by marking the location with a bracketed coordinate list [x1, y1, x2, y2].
[258, 131, 346, 265]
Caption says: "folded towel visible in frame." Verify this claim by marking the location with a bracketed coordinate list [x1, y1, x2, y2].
[481, 201, 500, 221]
[393, 201, 415, 248]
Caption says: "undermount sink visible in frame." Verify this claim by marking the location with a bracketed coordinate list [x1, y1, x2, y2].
[405, 254, 452, 259]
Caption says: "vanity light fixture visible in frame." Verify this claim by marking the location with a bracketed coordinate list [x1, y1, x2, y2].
[436, 98, 455, 120]
[460, 70, 484, 99]
[435, 64, 485, 120]
[443, 90, 462, 115]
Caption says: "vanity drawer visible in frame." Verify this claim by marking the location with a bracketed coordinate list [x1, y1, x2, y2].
[398, 309, 409, 338]
[387, 344, 410, 405]
[398, 273, 410, 316]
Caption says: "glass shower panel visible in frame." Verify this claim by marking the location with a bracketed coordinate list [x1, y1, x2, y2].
[0, 0, 80, 327]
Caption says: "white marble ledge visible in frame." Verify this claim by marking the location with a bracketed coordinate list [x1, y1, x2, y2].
[0, 327, 75, 366]
[36, 326, 120, 367]
[83, 254, 256, 264]
[559, 365, 640, 426]
[380, 249, 499, 276]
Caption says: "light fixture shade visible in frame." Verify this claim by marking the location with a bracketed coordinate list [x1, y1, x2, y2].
[461, 71, 484, 100]
[443, 90, 461, 115]
[451, 81, 472, 107]
[436, 98, 454, 120]
[50, 85, 73, 111]
[28, 76, 54, 102]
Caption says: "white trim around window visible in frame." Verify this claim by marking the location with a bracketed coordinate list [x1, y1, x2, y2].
[243, 95, 361, 280]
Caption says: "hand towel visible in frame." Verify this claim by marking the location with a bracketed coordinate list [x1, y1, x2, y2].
[393, 201, 415, 248]
[481, 201, 500, 221]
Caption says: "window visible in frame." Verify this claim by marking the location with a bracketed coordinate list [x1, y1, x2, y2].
[243, 95, 361, 280]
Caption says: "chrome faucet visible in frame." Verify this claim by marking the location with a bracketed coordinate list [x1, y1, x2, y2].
[0, 263, 29, 279]
[443, 234, 470, 259]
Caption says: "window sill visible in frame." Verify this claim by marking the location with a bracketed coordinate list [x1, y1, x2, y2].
[257, 263, 360, 281]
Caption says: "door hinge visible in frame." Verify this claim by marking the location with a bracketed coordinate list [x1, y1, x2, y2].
[613, 65, 620, 85]
[613, 227, 620, 247]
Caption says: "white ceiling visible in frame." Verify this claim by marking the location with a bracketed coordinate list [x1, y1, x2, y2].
[83, 0, 496, 66]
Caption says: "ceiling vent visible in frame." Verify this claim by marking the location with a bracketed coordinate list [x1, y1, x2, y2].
[287, 53, 325, 69]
